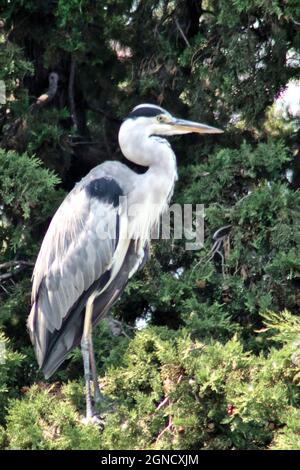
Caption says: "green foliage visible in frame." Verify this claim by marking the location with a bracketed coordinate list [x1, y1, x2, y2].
[0, 148, 61, 256]
[0, 148, 60, 221]
[0, 0, 300, 451]
[27, 108, 70, 155]
[5, 385, 100, 450]
[261, 309, 300, 345]
[0, 333, 25, 424]
[3, 316, 300, 450]
[0, 149, 62, 382]
[179, 0, 300, 125]
[0, 39, 33, 110]
[270, 408, 300, 450]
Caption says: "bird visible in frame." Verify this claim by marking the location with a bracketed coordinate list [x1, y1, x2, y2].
[33, 72, 59, 108]
[2, 73, 59, 152]
[28, 103, 223, 422]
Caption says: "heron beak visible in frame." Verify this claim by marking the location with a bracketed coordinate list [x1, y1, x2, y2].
[170, 118, 224, 134]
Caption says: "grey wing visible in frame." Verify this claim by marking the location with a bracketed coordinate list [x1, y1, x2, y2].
[28, 166, 136, 377]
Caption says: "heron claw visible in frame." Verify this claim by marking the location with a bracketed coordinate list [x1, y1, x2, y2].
[81, 414, 105, 429]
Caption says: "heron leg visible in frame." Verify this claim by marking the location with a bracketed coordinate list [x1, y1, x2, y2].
[81, 296, 95, 420]
[89, 332, 102, 403]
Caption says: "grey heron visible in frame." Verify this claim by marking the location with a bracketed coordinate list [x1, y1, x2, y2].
[28, 103, 223, 422]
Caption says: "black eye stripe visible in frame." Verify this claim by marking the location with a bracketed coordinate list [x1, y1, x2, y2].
[128, 106, 166, 119]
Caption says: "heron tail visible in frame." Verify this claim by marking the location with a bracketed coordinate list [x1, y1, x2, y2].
[28, 300, 84, 379]
[27, 302, 49, 370]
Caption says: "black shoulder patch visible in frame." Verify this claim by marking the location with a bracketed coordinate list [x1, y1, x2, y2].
[128, 106, 164, 119]
[86, 177, 123, 207]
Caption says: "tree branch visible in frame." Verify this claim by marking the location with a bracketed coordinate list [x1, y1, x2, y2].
[175, 18, 190, 47]
[0, 260, 33, 270]
[0, 260, 33, 282]
[68, 57, 79, 131]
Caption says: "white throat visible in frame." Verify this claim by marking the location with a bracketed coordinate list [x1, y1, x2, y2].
[118, 118, 178, 244]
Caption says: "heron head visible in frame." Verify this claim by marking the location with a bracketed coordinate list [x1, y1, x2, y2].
[49, 72, 59, 86]
[125, 103, 223, 136]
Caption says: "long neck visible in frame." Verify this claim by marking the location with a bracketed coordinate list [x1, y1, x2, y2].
[118, 120, 178, 190]
[146, 142, 178, 213]
[119, 121, 178, 243]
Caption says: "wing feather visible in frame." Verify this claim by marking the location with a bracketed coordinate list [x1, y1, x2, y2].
[28, 167, 131, 370]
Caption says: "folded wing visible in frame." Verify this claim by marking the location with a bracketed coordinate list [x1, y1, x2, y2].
[28, 166, 136, 378]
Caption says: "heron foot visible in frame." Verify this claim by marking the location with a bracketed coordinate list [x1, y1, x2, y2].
[81, 414, 105, 429]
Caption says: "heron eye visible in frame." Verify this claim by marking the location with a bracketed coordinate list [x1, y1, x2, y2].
[157, 115, 165, 122]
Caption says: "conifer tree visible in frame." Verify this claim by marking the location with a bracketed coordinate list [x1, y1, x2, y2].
[0, 0, 299, 450]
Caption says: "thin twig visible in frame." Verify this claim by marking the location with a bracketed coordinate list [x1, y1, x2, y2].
[156, 396, 170, 411]
[156, 417, 173, 442]
[0, 260, 33, 270]
[68, 57, 79, 131]
[0, 266, 26, 281]
[175, 18, 190, 47]
[68, 140, 102, 146]
[0, 260, 33, 282]
[0, 284, 9, 294]
[291, 18, 300, 26]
